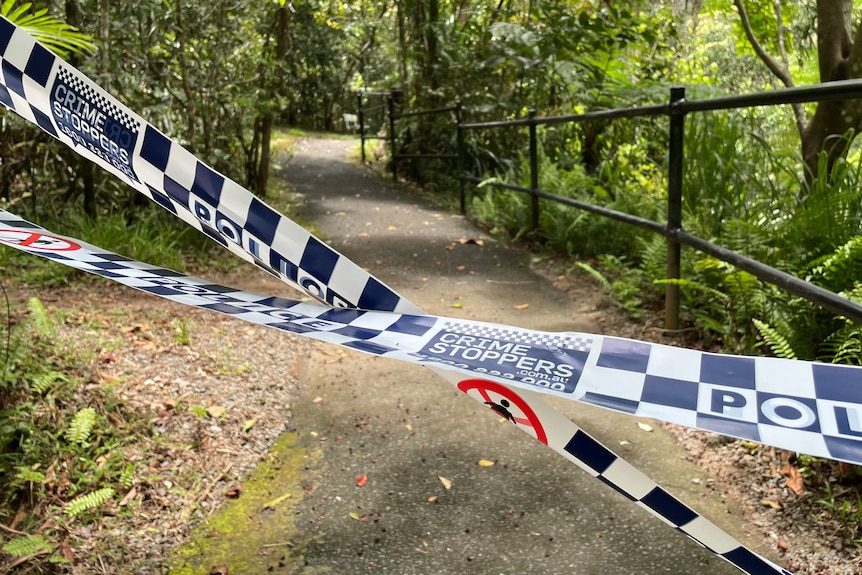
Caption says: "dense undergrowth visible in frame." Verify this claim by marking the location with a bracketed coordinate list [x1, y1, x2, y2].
[0, 296, 150, 567]
[0, 134, 299, 571]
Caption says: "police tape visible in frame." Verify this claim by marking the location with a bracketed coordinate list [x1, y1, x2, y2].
[2, 209, 861, 470]
[0, 15, 805, 574]
[0, 210, 795, 574]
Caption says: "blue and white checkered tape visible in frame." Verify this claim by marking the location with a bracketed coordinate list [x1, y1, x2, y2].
[0, 209, 819, 575]
[0, 17, 801, 574]
[0, 16, 417, 316]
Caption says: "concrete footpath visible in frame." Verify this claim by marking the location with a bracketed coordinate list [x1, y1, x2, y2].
[224, 138, 776, 574]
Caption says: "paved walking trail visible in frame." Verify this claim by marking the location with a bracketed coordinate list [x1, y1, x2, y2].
[195, 137, 778, 574]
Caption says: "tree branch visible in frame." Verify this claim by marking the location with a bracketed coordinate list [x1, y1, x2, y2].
[733, 0, 795, 87]
[773, 0, 790, 72]
[734, 0, 806, 135]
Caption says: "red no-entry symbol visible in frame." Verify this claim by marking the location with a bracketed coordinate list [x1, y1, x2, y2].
[0, 229, 81, 252]
[457, 378, 548, 445]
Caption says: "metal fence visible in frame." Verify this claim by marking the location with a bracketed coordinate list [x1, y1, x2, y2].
[356, 81, 862, 330]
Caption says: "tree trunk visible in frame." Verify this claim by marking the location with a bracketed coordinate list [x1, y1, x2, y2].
[174, 0, 198, 153]
[256, 115, 273, 198]
[250, 5, 290, 197]
[799, 0, 858, 181]
[736, 0, 862, 184]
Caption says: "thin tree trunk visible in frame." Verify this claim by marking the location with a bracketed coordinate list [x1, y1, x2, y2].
[174, 0, 198, 153]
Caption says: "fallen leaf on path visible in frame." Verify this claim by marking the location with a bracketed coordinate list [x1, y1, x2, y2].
[759, 499, 781, 509]
[313, 397, 323, 403]
[427, 495, 438, 502]
[784, 465, 805, 495]
[451, 303, 463, 309]
[241, 419, 256, 433]
[513, 304, 529, 310]
[263, 493, 292, 509]
[120, 487, 138, 507]
[349, 512, 360, 520]
[404, 424, 412, 431]
[777, 539, 789, 551]
[356, 474, 368, 487]
[477, 459, 496, 467]
[388, 226, 397, 231]
[207, 406, 226, 418]
[437, 475, 452, 490]
[636, 422, 653, 432]
[61, 540, 74, 562]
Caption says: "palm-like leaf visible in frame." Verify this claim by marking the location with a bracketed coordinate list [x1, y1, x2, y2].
[1, 1, 95, 57]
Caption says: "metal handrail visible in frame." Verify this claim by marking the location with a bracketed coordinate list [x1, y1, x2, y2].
[355, 82, 862, 327]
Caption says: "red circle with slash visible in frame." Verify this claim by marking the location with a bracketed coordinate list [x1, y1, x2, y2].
[457, 378, 548, 445]
[0, 230, 80, 252]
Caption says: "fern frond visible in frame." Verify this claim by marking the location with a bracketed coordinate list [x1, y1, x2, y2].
[118, 464, 135, 489]
[30, 371, 66, 395]
[807, 236, 862, 291]
[654, 277, 729, 301]
[65, 487, 114, 517]
[2, 534, 55, 557]
[65, 407, 97, 445]
[15, 465, 46, 484]
[820, 326, 862, 366]
[572, 261, 611, 291]
[26, 297, 56, 339]
[1, 1, 96, 57]
[752, 319, 798, 360]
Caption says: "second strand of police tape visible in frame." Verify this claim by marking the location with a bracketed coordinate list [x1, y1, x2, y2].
[1, 210, 795, 575]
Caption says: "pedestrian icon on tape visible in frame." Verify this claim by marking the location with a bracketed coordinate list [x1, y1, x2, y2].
[457, 379, 548, 445]
[486, 398, 516, 424]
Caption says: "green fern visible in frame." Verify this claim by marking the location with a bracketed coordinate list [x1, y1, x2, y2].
[30, 371, 66, 395]
[2, 534, 55, 557]
[65, 407, 97, 445]
[572, 261, 612, 291]
[27, 297, 56, 339]
[65, 487, 114, 517]
[807, 236, 862, 292]
[1, 0, 96, 58]
[752, 319, 798, 360]
[118, 464, 135, 489]
[820, 324, 862, 366]
[654, 277, 729, 302]
[15, 465, 46, 484]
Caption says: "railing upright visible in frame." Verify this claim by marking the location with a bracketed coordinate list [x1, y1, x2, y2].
[388, 95, 397, 181]
[360, 79, 862, 328]
[456, 101, 465, 214]
[528, 109, 540, 233]
[357, 93, 366, 164]
[665, 87, 686, 331]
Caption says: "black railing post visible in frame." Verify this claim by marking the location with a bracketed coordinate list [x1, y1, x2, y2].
[388, 95, 398, 181]
[666, 86, 686, 331]
[357, 92, 366, 164]
[528, 109, 540, 233]
[456, 101, 465, 214]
